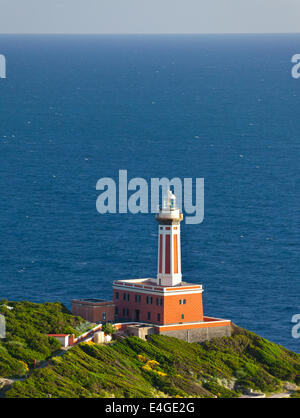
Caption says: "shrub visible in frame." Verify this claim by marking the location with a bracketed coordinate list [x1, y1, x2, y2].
[102, 323, 117, 336]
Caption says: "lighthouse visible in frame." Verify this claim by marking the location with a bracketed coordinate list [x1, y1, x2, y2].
[111, 188, 231, 342]
[112, 189, 205, 325]
[156, 189, 183, 286]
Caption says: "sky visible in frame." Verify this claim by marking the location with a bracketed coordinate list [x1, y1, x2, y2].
[0, 0, 299, 34]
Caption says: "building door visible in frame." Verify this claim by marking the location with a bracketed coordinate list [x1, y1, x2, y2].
[135, 309, 140, 321]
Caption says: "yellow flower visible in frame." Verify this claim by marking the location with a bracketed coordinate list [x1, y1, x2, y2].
[155, 371, 167, 377]
[18, 360, 29, 372]
[148, 360, 159, 367]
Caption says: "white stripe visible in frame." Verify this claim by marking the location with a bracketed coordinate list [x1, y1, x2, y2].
[113, 285, 203, 296]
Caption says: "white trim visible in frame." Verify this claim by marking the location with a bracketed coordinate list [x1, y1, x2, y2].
[157, 319, 231, 328]
[170, 229, 174, 276]
[156, 216, 182, 286]
[113, 284, 203, 297]
[157, 229, 160, 276]
[178, 225, 181, 274]
[113, 279, 202, 288]
[162, 231, 166, 275]
[112, 320, 230, 330]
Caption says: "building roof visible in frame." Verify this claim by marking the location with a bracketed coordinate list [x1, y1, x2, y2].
[114, 278, 202, 288]
[81, 298, 107, 302]
[47, 334, 69, 337]
[72, 298, 114, 305]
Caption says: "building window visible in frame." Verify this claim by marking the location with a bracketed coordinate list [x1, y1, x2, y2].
[102, 312, 106, 321]
[181, 314, 184, 319]
[115, 292, 119, 300]
[123, 308, 129, 317]
[179, 299, 186, 305]
[135, 295, 141, 303]
[123, 293, 130, 301]
[115, 307, 118, 315]
[156, 297, 163, 306]
[147, 312, 151, 320]
[147, 296, 153, 304]
[157, 313, 161, 321]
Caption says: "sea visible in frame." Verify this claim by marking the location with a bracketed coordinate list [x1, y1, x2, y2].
[0, 34, 299, 352]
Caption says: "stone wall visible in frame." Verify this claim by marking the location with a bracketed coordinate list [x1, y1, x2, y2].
[126, 325, 156, 340]
[159, 325, 231, 343]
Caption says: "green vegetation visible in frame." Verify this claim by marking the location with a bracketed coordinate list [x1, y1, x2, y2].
[4, 323, 300, 398]
[102, 323, 117, 336]
[0, 300, 89, 377]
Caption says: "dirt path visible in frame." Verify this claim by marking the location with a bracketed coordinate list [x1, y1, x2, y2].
[0, 329, 95, 397]
[268, 392, 292, 398]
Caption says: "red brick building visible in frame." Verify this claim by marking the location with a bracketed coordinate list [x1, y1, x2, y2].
[72, 298, 115, 323]
[113, 280, 203, 325]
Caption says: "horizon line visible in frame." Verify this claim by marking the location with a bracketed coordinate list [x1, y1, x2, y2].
[0, 32, 300, 36]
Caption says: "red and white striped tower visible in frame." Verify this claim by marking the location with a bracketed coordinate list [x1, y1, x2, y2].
[156, 190, 183, 286]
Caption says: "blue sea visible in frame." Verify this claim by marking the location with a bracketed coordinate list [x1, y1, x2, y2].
[0, 34, 299, 352]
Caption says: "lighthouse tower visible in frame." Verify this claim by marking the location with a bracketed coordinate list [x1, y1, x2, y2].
[112, 186, 231, 339]
[156, 190, 183, 286]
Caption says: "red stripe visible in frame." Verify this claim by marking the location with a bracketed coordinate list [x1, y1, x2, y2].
[165, 235, 170, 274]
[174, 235, 178, 274]
[159, 234, 163, 273]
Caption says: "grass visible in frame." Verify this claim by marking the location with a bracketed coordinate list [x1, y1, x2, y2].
[4, 324, 300, 398]
[0, 300, 90, 377]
